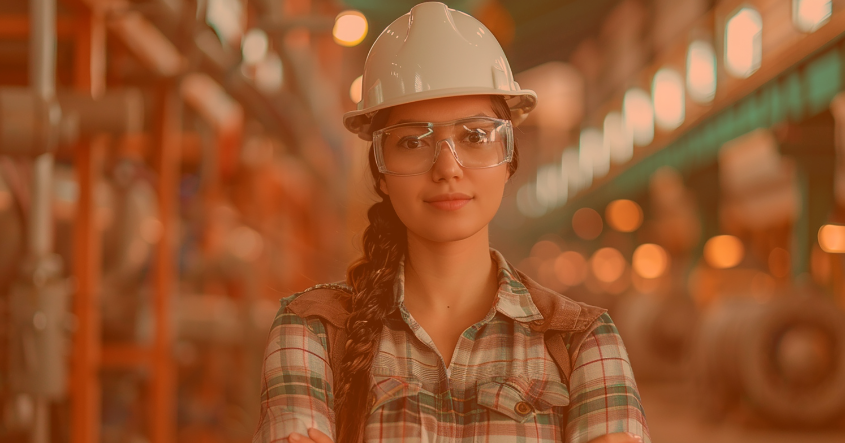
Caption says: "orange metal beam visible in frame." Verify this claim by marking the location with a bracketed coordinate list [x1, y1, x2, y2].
[100, 344, 152, 368]
[151, 83, 180, 443]
[70, 8, 105, 443]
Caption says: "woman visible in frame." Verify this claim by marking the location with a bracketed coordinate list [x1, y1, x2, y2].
[254, 3, 650, 443]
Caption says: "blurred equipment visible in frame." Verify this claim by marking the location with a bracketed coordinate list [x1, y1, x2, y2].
[694, 294, 845, 426]
[719, 129, 800, 231]
[613, 292, 698, 380]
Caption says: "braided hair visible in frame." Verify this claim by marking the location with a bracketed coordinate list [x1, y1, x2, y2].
[335, 95, 519, 442]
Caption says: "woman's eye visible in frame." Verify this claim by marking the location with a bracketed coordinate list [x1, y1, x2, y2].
[398, 137, 424, 149]
[465, 130, 487, 143]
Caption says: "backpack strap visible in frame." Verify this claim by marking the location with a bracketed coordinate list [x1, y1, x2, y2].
[514, 269, 608, 385]
[286, 284, 354, 392]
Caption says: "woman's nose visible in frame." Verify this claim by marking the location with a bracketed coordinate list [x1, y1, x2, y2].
[431, 139, 463, 181]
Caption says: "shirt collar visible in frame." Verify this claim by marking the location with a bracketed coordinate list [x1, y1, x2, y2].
[392, 248, 544, 324]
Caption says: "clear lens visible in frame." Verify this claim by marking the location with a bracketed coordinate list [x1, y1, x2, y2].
[374, 117, 512, 175]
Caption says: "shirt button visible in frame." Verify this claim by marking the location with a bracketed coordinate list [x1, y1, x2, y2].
[368, 394, 376, 410]
[514, 401, 534, 415]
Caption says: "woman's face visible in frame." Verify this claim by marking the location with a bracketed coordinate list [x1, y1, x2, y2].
[378, 95, 511, 244]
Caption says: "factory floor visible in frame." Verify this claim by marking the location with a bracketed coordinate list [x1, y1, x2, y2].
[639, 381, 845, 443]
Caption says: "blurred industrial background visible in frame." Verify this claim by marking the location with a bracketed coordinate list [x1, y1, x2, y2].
[2, 0, 845, 442]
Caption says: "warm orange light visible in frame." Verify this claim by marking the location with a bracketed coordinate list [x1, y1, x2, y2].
[227, 226, 264, 261]
[704, 235, 745, 269]
[632, 243, 668, 279]
[241, 28, 268, 65]
[572, 207, 603, 240]
[580, 127, 607, 178]
[686, 40, 716, 103]
[333, 11, 368, 47]
[652, 68, 685, 130]
[604, 111, 632, 164]
[623, 88, 654, 146]
[725, 7, 763, 78]
[605, 199, 643, 233]
[350, 75, 363, 103]
[793, 0, 832, 33]
[554, 251, 587, 286]
[818, 224, 845, 253]
[254, 52, 283, 93]
[591, 247, 626, 283]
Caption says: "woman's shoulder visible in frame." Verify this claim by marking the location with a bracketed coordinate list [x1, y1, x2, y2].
[514, 270, 608, 334]
[276, 281, 354, 328]
[280, 281, 353, 306]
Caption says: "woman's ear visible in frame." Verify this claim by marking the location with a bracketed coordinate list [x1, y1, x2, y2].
[378, 177, 389, 195]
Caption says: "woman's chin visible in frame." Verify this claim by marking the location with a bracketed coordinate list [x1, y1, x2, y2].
[408, 222, 490, 244]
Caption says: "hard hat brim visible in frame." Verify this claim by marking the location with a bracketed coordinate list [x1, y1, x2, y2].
[343, 88, 537, 141]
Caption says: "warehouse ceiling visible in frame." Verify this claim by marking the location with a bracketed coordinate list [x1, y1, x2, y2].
[339, 0, 623, 72]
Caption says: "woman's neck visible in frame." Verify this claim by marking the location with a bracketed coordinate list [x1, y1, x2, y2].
[402, 226, 499, 317]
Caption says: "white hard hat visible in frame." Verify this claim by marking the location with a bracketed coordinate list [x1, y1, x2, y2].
[343, 2, 537, 140]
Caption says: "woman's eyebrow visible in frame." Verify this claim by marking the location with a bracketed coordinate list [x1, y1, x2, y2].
[393, 113, 494, 124]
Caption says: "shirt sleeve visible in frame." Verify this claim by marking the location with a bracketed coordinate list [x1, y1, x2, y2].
[564, 312, 651, 443]
[253, 295, 336, 443]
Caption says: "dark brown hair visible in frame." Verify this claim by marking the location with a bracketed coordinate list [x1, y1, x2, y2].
[335, 95, 519, 442]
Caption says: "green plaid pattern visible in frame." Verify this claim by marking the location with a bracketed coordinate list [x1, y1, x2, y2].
[254, 250, 650, 442]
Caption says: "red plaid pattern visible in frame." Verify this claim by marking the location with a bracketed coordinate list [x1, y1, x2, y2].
[254, 250, 650, 442]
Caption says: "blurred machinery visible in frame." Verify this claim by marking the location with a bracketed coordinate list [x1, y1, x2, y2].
[694, 293, 845, 427]
[506, 0, 845, 437]
[0, 0, 359, 442]
[4, 0, 845, 442]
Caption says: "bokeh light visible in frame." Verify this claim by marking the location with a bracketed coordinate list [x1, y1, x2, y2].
[818, 224, 845, 253]
[333, 11, 368, 47]
[580, 127, 608, 178]
[572, 207, 603, 240]
[704, 235, 745, 269]
[536, 163, 565, 209]
[623, 88, 655, 146]
[516, 182, 547, 218]
[227, 226, 264, 261]
[793, 0, 832, 33]
[605, 199, 643, 232]
[687, 40, 717, 103]
[632, 243, 669, 279]
[725, 7, 763, 78]
[554, 251, 588, 286]
[241, 28, 268, 65]
[591, 247, 626, 283]
[652, 68, 685, 130]
[604, 111, 633, 164]
[350, 75, 363, 103]
[254, 52, 283, 93]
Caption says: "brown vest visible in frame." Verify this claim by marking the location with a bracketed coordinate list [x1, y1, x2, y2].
[285, 269, 607, 392]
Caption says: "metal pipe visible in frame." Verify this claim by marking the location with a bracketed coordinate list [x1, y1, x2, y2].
[28, 0, 56, 260]
[30, 0, 55, 99]
[28, 1, 57, 442]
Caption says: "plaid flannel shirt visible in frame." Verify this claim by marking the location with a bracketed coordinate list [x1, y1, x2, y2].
[254, 249, 650, 443]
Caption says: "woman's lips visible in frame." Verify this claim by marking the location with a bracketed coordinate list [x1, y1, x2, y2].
[426, 198, 472, 211]
[425, 193, 473, 211]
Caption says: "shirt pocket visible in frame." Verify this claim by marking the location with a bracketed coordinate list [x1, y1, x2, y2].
[369, 375, 423, 412]
[476, 376, 571, 423]
[366, 375, 426, 441]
